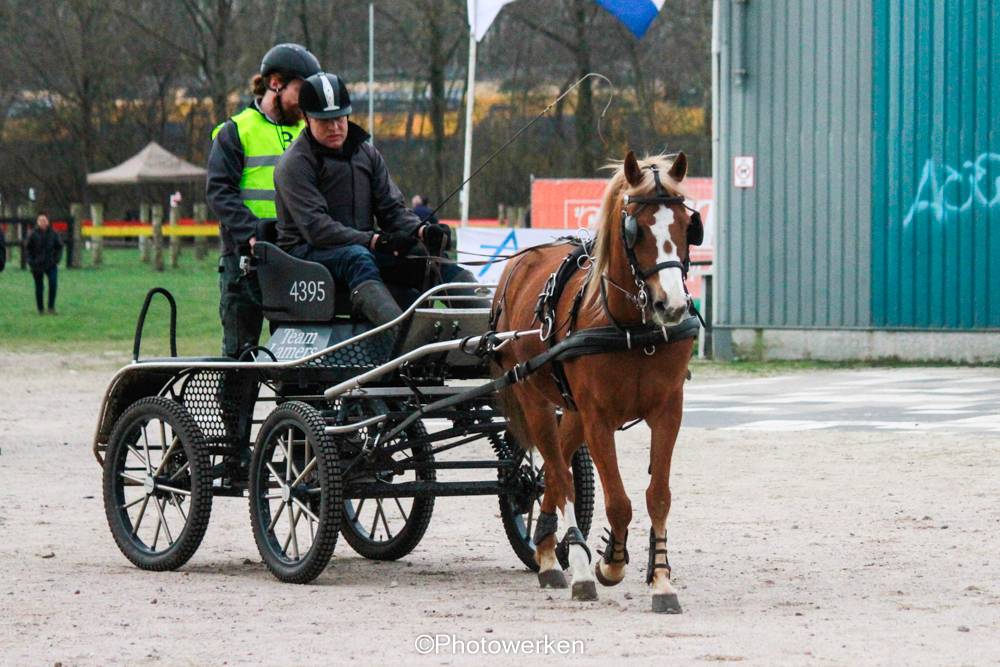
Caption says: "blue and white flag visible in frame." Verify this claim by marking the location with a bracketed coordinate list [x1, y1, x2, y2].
[595, 0, 666, 39]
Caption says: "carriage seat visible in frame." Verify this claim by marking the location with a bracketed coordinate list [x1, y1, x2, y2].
[253, 220, 338, 324]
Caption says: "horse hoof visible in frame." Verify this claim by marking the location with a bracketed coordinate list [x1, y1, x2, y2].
[594, 562, 625, 587]
[538, 569, 568, 589]
[572, 580, 598, 601]
[652, 593, 682, 614]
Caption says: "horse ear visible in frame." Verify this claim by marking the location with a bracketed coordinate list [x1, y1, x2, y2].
[624, 151, 642, 187]
[668, 151, 688, 182]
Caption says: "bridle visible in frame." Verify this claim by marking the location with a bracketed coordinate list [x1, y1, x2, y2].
[610, 165, 704, 322]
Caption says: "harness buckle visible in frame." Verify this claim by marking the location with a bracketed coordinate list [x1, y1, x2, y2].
[539, 315, 554, 342]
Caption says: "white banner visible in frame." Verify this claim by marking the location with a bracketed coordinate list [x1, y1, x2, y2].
[456, 227, 577, 284]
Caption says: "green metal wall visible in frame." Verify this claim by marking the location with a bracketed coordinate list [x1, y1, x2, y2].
[715, 0, 1000, 331]
[714, 0, 874, 328]
[871, 0, 1000, 328]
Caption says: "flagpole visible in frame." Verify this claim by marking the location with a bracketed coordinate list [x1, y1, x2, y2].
[368, 2, 375, 143]
[460, 21, 477, 226]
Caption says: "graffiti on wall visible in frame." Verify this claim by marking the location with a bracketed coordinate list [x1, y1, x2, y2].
[903, 152, 1000, 225]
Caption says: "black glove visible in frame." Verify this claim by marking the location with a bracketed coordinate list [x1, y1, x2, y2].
[420, 223, 451, 256]
[373, 231, 418, 257]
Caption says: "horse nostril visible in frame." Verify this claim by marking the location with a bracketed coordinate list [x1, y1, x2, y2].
[653, 300, 668, 314]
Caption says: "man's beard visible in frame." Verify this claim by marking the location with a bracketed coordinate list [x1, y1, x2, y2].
[273, 94, 303, 125]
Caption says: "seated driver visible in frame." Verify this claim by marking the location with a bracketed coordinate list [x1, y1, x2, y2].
[273, 71, 477, 327]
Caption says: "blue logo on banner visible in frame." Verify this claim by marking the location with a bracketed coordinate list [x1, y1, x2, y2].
[478, 229, 518, 277]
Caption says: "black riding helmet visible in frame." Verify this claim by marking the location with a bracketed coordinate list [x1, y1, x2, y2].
[260, 43, 321, 80]
[298, 72, 353, 119]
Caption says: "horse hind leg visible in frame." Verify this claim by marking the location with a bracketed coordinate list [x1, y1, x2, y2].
[553, 410, 598, 600]
[520, 399, 596, 599]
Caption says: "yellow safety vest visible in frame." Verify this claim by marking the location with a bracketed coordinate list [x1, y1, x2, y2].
[212, 107, 305, 218]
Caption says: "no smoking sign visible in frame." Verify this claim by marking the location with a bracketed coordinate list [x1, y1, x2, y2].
[733, 156, 755, 188]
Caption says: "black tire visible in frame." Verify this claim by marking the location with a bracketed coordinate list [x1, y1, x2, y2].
[103, 397, 213, 571]
[338, 399, 435, 561]
[249, 401, 342, 584]
[497, 434, 595, 572]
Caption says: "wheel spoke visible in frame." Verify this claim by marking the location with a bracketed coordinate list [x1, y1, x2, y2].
[369, 502, 380, 539]
[156, 483, 190, 496]
[158, 420, 169, 470]
[151, 510, 162, 550]
[153, 496, 174, 547]
[291, 497, 320, 524]
[392, 496, 409, 523]
[153, 436, 181, 476]
[291, 456, 317, 487]
[268, 500, 288, 532]
[120, 471, 146, 485]
[141, 427, 154, 474]
[266, 462, 288, 490]
[131, 495, 151, 535]
[121, 495, 147, 510]
[127, 444, 149, 471]
[168, 461, 190, 482]
[169, 495, 187, 522]
[351, 498, 365, 523]
[377, 499, 393, 539]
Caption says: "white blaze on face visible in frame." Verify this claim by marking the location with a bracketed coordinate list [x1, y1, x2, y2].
[648, 206, 689, 315]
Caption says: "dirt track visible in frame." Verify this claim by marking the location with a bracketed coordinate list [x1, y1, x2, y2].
[1, 352, 998, 666]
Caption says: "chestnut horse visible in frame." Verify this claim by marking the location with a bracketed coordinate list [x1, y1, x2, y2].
[492, 151, 699, 613]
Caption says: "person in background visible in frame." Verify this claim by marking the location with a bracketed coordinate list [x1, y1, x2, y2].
[25, 213, 63, 314]
[0, 224, 7, 273]
[411, 195, 439, 225]
[206, 42, 322, 359]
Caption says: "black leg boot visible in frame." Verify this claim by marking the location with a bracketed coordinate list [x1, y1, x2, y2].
[349, 279, 404, 327]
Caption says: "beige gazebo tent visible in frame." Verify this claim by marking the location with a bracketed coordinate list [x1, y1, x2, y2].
[86, 142, 206, 184]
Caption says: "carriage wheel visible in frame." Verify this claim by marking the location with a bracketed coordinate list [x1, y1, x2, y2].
[102, 397, 213, 571]
[496, 434, 595, 572]
[337, 399, 435, 561]
[249, 401, 342, 584]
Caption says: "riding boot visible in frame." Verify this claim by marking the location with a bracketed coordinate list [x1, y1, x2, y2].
[350, 279, 403, 328]
[444, 268, 492, 308]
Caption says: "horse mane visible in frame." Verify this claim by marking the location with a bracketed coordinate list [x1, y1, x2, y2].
[583, 153, 688, 308]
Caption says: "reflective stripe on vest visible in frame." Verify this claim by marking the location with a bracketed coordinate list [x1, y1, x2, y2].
[212, 107, 304, 218]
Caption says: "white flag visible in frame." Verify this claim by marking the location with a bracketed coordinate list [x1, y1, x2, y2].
[468, 0, 517, 42]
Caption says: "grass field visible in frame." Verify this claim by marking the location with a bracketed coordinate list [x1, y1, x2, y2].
[0, 247, 222, 357]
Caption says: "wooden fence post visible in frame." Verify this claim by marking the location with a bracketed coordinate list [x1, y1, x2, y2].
[89, 203, 104, 266]
[139, 202, 151, 262]
[193, 202, 208, 260]
[151, 204, 164, 272]
[169, 204, 181, 268]
[69, 202, 84, 268]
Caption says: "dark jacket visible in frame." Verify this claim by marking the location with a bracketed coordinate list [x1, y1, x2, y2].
[273, 121, 421, 251]
[206, 102, 282, 256]
[26, 227, 63, 273]
[413, 204, 438, 225]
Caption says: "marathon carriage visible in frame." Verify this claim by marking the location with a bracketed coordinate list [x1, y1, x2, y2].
[92, 223, 596, 583]
[93, 150, 704, 612]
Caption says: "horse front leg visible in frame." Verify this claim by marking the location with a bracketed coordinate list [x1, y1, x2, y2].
[575, 415, 632, 587]
[645, 397, 684, 614]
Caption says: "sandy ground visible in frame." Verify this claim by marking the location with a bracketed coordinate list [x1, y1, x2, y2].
[1, 352, 999, 666]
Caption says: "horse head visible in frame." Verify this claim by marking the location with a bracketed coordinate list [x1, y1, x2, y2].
[587, 150, 698, 327]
